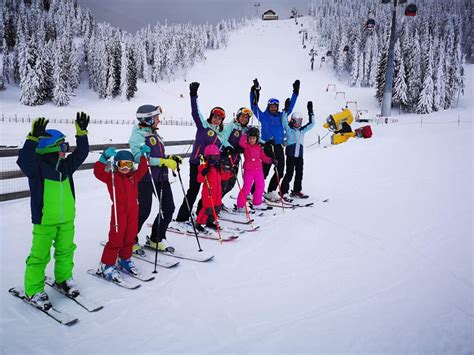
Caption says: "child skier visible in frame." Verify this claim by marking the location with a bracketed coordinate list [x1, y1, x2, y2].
[196, 144, 232, 230]
[220, 107, 252, 199]
[281, 101, 316, 199]
[16, 114, 90, 309]
[174, 82, 228, 226]
[236, 127, 276, 211]
[93, 146, 150, 282]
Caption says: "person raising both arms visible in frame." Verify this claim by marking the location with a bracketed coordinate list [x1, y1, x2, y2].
[173, 82, 228, 230]
[249, 78, 300, 202]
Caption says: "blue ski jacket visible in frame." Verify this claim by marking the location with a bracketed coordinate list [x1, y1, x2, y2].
[282, 112, 315, 158]
[250, 91, 298, 144]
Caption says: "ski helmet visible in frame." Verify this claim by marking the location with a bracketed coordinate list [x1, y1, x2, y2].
[208, 107, 226, 122]
[36, 129, 67, 155]
[136, 104, 162, 126]
[235, 107, 252, 125]
[290, 112, 303, 126]
[267, 98, 279, 106]
[203, 144, 220, 158]
[247, 126, 260, 139]
[114, 150, 135, 167]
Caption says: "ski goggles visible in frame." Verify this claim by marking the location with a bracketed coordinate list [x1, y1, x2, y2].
[237, 108, 253, 118]
[116, 160, 134, 169]
[211, 108, 226, 119]
[291, 117, 303, 126]
[36, 141, 69, 154]
[267, 98, 279, 106]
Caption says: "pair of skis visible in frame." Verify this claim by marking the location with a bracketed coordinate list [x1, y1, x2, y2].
[9, 276, 105, 326]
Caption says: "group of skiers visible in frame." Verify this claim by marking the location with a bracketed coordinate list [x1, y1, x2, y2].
[16, 78, 315, 310]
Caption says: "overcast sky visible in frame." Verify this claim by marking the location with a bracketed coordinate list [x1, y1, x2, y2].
[76, 0, 312, 32]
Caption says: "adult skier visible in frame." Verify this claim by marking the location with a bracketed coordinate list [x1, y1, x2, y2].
[249, 78, 299, 201]
[174, 82, 228, 227]
[129, 105, 180, 255]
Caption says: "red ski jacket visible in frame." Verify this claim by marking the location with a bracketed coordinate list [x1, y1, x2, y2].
[197, 163, 232, 208]
[93, 156, 148, 214]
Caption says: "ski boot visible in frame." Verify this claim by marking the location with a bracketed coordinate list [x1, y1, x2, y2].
[282, 193, 294, 203]
[253, 202, 273, 210]
[264, 191, 280, 202]
[132, 243, 146, 257]
[28, 291, 52, 310]
[99, 263, 123, 283]
[291, 191, 309, 199]
[55, 278, 80, 298]
[118, 258, 140, 277]
[146, 236, 175, 253]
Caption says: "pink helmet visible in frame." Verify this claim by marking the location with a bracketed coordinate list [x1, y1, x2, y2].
[203, 144, 220, 158]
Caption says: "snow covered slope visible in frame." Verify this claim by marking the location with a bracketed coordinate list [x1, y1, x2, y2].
[1, 19, 472, 354]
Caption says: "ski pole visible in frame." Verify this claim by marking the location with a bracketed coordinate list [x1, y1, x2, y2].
[270, 144, 285, 211]
[107, 161, 119, 233]
[229, 154, 254, 227]
[144, 156, 163, 273]
[174, 158, 203, 252]
[203, 173, 223, 244]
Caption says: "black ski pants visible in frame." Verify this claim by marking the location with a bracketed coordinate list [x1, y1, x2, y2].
[263, 142, 285, 193]
[281, 155, 304, 195]
[137, 180, 175, 243]
[175, 163, 203, 222]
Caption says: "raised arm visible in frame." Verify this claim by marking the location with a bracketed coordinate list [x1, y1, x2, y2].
[190, 82, 206, 130]
[65, 112, 90, 173]
[301, 101, 316, 133]
[17, 117, 49, 178]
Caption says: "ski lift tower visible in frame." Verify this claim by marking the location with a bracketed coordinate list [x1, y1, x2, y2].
[381, 0, 417, 117]
[254, 2, 261, 18]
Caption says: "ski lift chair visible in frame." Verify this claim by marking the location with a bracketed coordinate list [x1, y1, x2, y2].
[366, 18, 376, 31]
[405, 3, 417, 16]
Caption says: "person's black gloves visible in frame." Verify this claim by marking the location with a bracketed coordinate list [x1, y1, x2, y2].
[201, 166, 209, 176]
[28, 117, 51, 141]
[293, 80, 300, 95]
[190, 82, 200, 97]
[284, 98, 291, 113]
[268, 138, 275, 145]
[75, 111, 90, 136]
[224, 146, 235, 156]
[231, 165, 238, 175]
[251, 78, 260, 105]
[307, 101, 313, 115]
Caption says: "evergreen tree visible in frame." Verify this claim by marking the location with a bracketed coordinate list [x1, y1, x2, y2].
[392, 40, 408, 109]
[416, 41, 434, 114]
[375, 34, 389, 104]
[432, 40, 445, 111]
[126, 46, 138, 100]
[19, 36, 41, 105]
[52, 41, 70, 106]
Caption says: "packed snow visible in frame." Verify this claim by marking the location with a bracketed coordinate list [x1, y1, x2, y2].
[1, 18, 472, 354]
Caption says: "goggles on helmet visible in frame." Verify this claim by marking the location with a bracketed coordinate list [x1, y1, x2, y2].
[137, 106, 163, 125]
[211, 108, 226, 119]
[117, 160, 134, 169]
[237, 107, 253, 118]
[267, 98, 279, 106]
[36, 140, 69, 154]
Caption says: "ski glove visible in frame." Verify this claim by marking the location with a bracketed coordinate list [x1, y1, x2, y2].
[189, 82, 200, 97]
[201, 166, 210, 176]
[251, 79, 260, 105]
[271, 159, 278, 167]
[100, 147, 117, 163]
[307, 101, 313, 115]
[169, 155, 183, 164]
[159, 158, 177, 171]
[75, 112, 90, 136]
[293, 80, 300, 95]
[28, 117, 51, 142]
[140, 145, 151, 156]
[224, 146, 235, 156]
[284, 98, 291, 113]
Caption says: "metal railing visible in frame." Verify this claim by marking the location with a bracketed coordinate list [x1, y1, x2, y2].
[0, 140, 194, 202]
